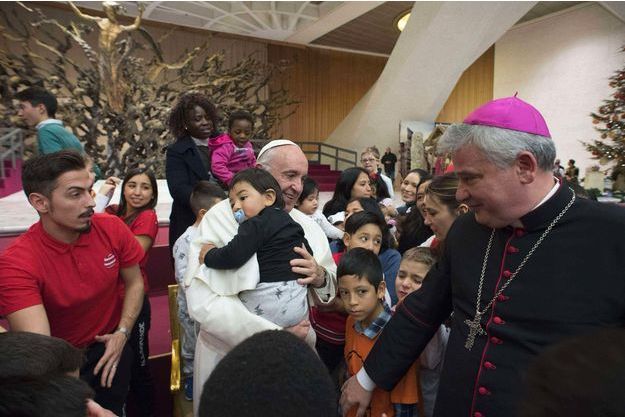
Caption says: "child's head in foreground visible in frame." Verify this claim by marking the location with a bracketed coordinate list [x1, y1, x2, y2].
[337, 247, 386, 327]
[395, 247, 435, 303]
[199, 330, 337, 417]
[229, 168, 284, 222]
[190, 180, 227, 223]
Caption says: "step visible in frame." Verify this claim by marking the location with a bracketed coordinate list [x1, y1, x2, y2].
[317, 183, 336, 192]
[308, 163, 332, 171]
[0, 171, 23, 198]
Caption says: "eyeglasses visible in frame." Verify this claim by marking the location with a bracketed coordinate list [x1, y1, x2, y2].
[361, 158, 377, 163]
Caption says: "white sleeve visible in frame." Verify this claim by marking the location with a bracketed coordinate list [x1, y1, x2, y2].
[186, 277, 281, 349]
[312, 211, 344, 240]
[356, 368, 377, 391]
[172, 233, 190, 286]
[292, 210, 337, 304]
[94, 193, 111, 213]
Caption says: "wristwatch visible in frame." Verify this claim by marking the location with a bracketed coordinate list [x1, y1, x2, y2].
[115, 326, 130, 338]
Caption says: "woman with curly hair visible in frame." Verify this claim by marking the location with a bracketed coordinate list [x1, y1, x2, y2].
[165, 92, 220, 249]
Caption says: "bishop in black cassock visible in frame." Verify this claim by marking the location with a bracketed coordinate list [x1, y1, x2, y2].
[340, 96, 625, 417]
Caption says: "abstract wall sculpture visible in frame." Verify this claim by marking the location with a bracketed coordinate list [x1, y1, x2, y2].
[0, 2, 296, 176]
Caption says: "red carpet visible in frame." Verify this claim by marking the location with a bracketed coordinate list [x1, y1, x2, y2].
[148, 293, 171, 357]
[308, 163, 341, 192]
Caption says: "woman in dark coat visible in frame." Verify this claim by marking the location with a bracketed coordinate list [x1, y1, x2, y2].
[165, 92, 219, 250]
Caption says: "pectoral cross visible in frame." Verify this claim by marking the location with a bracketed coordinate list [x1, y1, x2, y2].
[464, 313, 486, 351]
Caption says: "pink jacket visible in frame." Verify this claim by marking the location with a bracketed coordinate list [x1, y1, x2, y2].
[208, 133, 256, 185]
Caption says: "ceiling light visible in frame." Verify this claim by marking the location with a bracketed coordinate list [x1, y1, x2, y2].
[396, 11, 410, 32]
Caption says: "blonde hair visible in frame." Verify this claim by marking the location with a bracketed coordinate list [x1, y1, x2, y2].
[402, 247, 435, 269]
[361, 146, 380, 160]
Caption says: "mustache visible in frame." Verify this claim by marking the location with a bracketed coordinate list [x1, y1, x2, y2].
[79, 209, 95, 218]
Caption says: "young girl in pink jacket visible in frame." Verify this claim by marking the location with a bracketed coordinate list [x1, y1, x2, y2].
[209, 111, 257, 187]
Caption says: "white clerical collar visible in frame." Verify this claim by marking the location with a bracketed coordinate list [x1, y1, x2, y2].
[532, 179, 560, 210]
[191, 136, 208, 147]
[35, 119, 63, 130]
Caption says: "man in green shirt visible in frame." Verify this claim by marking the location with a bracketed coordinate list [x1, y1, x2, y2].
[16, 87, 84, 154]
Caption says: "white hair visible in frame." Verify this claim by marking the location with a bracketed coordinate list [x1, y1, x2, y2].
[437, 124, 556, 171]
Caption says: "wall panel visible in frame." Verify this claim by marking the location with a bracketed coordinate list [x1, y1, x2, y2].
[268, 45, 387, 142]
[436, 46, 495, 123]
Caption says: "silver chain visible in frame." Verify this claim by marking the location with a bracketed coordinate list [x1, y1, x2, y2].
[473, 190, 576, 320]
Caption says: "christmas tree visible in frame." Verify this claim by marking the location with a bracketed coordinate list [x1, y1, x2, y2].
[583, 46, 625, 178]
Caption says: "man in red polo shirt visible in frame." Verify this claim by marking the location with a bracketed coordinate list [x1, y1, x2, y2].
[0, 150, 145, 415]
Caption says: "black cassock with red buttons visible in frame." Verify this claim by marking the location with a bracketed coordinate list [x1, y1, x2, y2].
[364, 184, 625, 417]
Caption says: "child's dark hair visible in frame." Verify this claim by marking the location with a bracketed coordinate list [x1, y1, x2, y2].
[519, 328, 625, 417]
[199, 330, 337, 417]
[231, 168, 284, 209]
[344, 208, 391, 251]
[22, 150, 86, 198]
[228, 110, 254, 131]
[337, 247, 383, 289]
[298, 177, 318, 205]
[168, 92, 219, 139]
[116, 167, 158, 225]
[347, 197, 385, 220]
[0, 374, 94, 417]
[15, 87, 57, 118]
[0, 332, 83, 378]
[344, 211, 387, 236]
[190, 181, 226, 214]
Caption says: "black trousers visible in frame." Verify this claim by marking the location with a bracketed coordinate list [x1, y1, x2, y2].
[81, 340, 133, 416]
[128, 295, 154, 417]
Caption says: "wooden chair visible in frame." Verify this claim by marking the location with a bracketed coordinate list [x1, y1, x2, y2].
[168, 284, 193, 417]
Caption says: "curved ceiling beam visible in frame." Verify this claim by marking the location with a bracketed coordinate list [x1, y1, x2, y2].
[285, 1, 384, 44]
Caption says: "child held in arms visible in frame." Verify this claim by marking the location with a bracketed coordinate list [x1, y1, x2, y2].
[395, 247, 450, 417]
[296, 177, 344, 240]
[339, 248, 419, 417]
[209, 111, 257, 187]
[172, 181, 226, 401]
[199, 168, 314, 344]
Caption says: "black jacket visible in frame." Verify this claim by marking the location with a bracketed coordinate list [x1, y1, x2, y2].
[364, 185, 625, 417]
[203, 207, 312, 283]
[165, 135, 213, 249]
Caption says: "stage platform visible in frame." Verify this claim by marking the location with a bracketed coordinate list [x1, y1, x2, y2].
[0, 179, 173, 237]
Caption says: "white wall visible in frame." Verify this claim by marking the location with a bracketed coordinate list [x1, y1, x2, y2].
[494, 3, 625, 177]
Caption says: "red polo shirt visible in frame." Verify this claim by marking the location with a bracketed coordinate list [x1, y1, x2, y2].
[105, 206, 158, 292]
[0, 214, 144, 348]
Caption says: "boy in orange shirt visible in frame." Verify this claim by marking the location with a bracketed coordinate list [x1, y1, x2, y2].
[339, 247, 419, 417]
[395, 247, 450, 417]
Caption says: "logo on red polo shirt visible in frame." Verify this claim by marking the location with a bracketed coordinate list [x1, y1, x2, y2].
[103, 253, 117, 269]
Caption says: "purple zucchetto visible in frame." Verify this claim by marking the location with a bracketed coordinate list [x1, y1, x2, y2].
[464, 95, 551, 138]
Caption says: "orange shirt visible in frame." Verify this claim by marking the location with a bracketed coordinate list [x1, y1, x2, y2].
[344, 315, 419, 417]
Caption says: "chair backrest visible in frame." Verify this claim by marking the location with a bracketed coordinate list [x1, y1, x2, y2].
[168, 284, 181, 393]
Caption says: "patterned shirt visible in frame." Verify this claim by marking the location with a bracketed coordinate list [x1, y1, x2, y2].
[352, 302, 417, 417]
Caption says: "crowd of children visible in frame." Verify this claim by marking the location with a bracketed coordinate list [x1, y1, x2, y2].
[87, 135, 451, 416]
[10, 88, 456, 417]
[5, 88, 624, 417]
